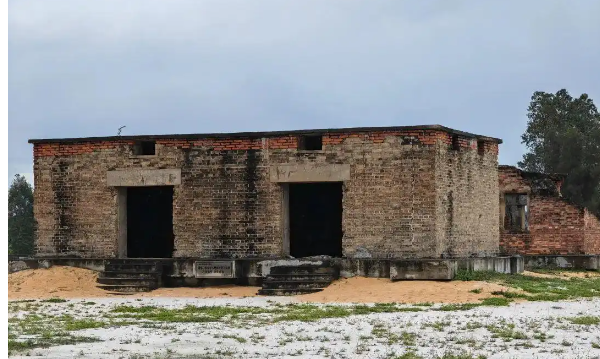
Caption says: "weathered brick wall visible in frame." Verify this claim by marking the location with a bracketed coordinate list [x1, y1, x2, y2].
[583, 209, 600, 254]
[32, 128, 500, 259]
[498, 166, 599, 255]
[435, 139, 499, 257]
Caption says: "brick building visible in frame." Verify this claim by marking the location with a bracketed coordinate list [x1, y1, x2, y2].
[29, 125, 502, 262]
[499, 165, 600, 255]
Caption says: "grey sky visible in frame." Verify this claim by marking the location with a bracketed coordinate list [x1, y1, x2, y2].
[9, 0, 600, 186]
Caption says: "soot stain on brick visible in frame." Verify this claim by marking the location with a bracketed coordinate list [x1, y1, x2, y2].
[243, 150, 260, 254]
[52, 159, 71, 253]
[216, 151, 233, 257]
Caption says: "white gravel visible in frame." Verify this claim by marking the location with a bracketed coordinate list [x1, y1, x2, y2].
[8, 297, 600, 359]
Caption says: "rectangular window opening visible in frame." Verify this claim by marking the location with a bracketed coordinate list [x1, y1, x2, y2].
[451, 135, 460, 151]
[298, 135, 322, 151]
[504, 193, 529, 231]
[477, 140, 485, 155]
[133, 141, 156, 156]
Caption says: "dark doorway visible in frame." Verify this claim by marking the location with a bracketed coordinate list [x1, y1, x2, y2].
[289, 182, 343, 258]
[127, 186, 174, 258]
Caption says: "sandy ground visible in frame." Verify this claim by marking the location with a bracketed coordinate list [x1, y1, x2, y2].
[9, 266, 510, 303]
[298, 276, 509, 303]
[8, 297, 600, 359]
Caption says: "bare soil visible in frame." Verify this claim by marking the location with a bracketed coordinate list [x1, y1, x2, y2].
[8, 266, 514, 303]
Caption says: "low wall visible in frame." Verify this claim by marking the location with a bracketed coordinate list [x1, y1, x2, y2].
[523, 255, 600, 270]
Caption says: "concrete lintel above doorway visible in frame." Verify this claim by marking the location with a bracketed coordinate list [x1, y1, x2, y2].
[107, 168, 181, 187]
[270, 164, 350, 183]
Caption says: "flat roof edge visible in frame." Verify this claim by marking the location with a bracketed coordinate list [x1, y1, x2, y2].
[28, 125, 503, 144]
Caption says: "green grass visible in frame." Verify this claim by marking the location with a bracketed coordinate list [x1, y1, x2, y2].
[111, 303, 423, 323]
[455, 270, 600, 301]
[436, 303, 481, 311]
[565, 316, 600, 325]
[40, 298, 68, 303]
[469, 288, 482, 294]
[424, 320, 451, 331]
[62, 317, 105, 331]
[10, 299, 37, 303]
[413, 302, 434, 307]
[486, 323, 528, 341]
[8, 335, 100, 353]
[479, 297, 511, 306]
[220, 334, 247, 343]
[7, 311, 109, 353]
[394, 352, 487, 359]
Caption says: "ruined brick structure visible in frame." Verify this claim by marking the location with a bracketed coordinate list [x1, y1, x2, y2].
[30, 125, 501, 260]
[499, 165, 600, 255]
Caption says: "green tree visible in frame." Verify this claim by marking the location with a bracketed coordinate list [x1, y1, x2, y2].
[8, 174, 35, 255]
[519, 89, 600, 215]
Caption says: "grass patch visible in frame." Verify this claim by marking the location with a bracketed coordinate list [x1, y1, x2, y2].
[486, 323, 528, 341]
[469, 288, 482, 294]
[456, 270, 600, 301]
[111, 303, 422, 323]
[394, 352, 486, 359]
[413, 302, 434, 307]
[62, 317, 105, 331]
[436, 303, 481, 311]
[565, 316, 600, 325]
[479, 297, 511, 306]
[40, 298, 68, 303]
[8, 335, 100, 353]
[8, 312, 108, 353]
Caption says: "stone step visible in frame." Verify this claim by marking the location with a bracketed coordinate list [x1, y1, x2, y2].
[258, 288, 324, 296]
[262, 280, 332, 290]
[100, 271, 160, 280]
[104, 263, 162, 273]
[269, 266, 338, 276]
[96, 284, 154, 293]
[265, 274, 336, 282]
[105, 259, 165, 264]
[96, 277, 158, 287]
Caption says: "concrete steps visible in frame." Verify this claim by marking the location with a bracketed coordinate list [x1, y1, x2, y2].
[97, 259, 163, 293]
[258, 263, 339, 296]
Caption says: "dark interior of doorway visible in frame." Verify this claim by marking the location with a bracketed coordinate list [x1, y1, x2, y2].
[289, 182, 343, 258]
[127, 186, 174, 258]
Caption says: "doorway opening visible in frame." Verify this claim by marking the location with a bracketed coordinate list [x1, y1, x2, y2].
[288, 182, 343, 258]
[127, 186, 174, 258]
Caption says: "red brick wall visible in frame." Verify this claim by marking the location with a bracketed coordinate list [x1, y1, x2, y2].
[32, 129, 500, 259]
[499, 166, 599, 255]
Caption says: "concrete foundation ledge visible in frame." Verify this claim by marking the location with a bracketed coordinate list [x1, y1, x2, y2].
[389, 260, 455, 281]
[10, 256, 526, 281]
[522, 255, 600, 271]
[456, 256, 524, 275]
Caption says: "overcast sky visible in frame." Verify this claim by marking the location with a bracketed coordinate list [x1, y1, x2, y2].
[8, 0, 600, 186]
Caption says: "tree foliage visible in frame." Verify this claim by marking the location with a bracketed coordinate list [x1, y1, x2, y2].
[519, 89, 600, 215]
[8, 174, 35, 255]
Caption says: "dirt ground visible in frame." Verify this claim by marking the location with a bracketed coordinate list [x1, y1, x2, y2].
[8, 266, 516, 303]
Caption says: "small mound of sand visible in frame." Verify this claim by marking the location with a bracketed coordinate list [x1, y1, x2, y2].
[8, 266, 261, 300]
[297, 277, 511, 304]
[9, 266, 106, 300]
